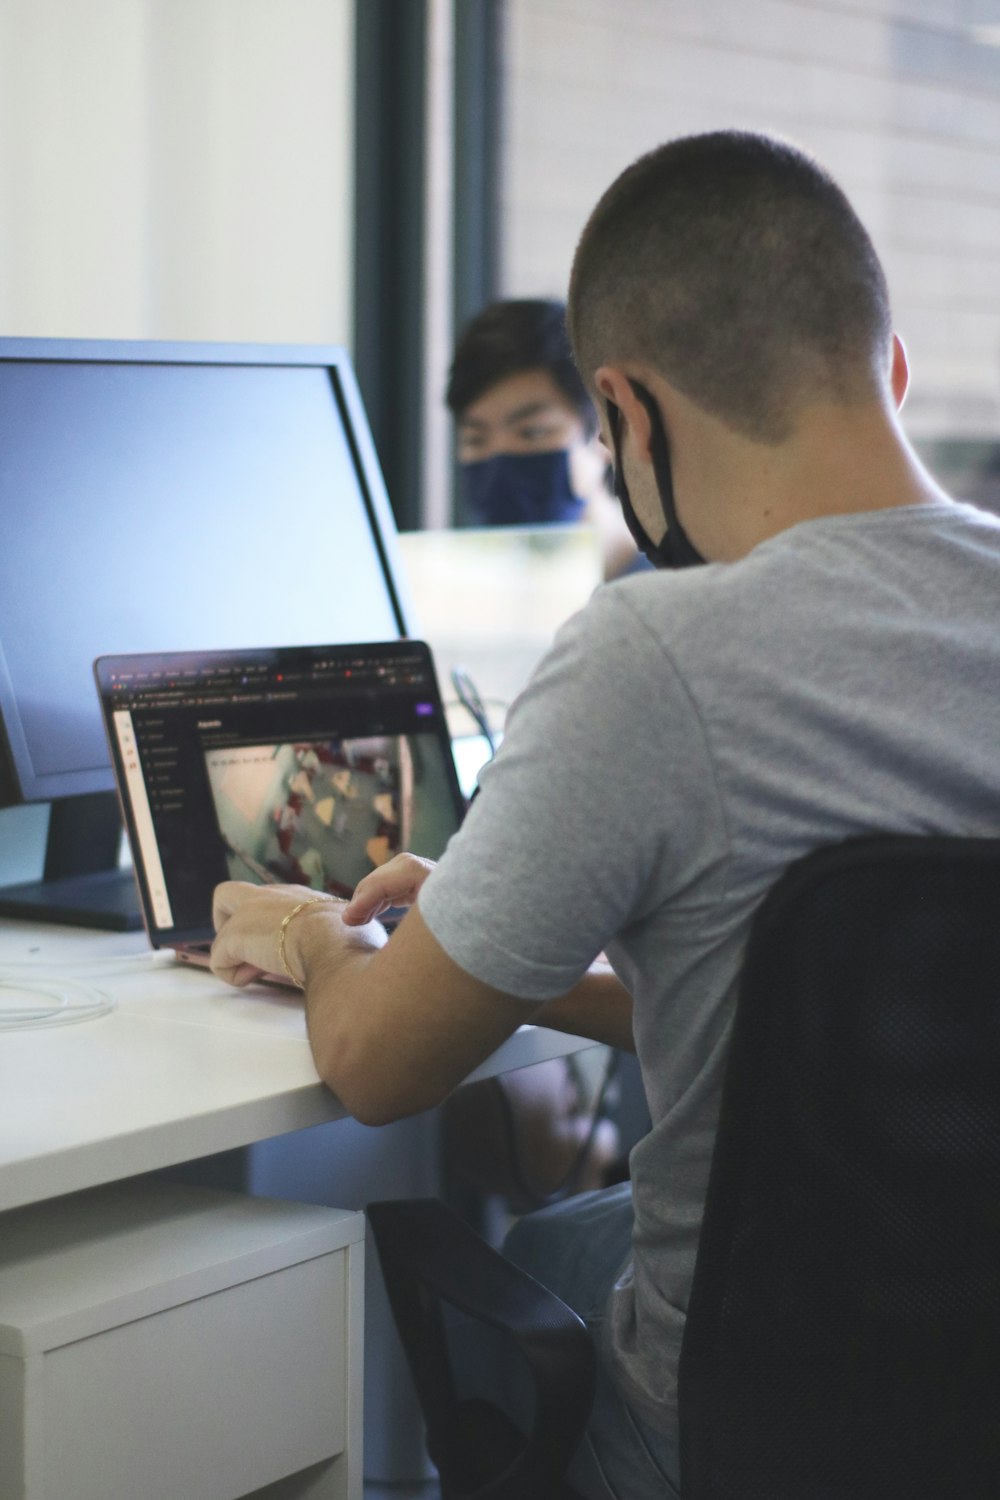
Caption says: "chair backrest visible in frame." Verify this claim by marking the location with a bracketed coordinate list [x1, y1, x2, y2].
[678, 834, 1000, 1500]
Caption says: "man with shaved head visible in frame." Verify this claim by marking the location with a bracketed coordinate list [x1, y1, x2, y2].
[211, 133, 1000, 1497]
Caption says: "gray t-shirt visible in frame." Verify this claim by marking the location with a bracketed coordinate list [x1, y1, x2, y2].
[419, 498, 1000, 1431]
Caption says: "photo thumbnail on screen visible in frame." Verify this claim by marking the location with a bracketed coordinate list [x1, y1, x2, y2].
[205, 733, 459, 897]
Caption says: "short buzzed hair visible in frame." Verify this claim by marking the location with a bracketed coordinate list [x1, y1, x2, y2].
[447, 298, 598, 436]
[568, 131, 893, 441]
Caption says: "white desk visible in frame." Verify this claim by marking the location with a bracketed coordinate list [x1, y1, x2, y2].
[0, 918, 595, 1213]
[0, 916, 596, 1487]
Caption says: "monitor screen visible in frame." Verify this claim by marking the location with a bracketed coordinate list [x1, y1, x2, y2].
[0, 339, 411, 807]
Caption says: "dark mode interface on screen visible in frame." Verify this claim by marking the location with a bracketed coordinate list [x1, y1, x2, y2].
[104, 647, 462, 939]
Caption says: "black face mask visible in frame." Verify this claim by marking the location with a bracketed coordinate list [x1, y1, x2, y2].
[606, 381, 706, 570]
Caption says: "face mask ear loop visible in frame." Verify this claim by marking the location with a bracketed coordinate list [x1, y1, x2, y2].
[605, 397, 663, 564]
[625, 381, 707, 570]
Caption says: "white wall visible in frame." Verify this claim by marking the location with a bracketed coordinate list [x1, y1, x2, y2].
[500, 0, 1000, 440]
[0, 0, 354, 344]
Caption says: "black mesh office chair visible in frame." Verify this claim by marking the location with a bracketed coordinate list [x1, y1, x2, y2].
[370, 834, 1000, 1500]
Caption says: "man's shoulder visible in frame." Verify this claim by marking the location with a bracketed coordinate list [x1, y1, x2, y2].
[593, 498, 1000, 666]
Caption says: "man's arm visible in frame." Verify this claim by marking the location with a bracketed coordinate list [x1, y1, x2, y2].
[342, 853, 636, 1055]
[530, 963, 634, 1051]
[296, 902, 531, 1124]
[210, 877, 633, 1125]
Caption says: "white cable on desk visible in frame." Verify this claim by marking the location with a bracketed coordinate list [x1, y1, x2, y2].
[0, 977, 117, 1030]
[0, 951, 166, 1030]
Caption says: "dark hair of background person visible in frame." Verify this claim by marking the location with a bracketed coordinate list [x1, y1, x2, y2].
[568, 130, 894, 443]
[446, 297, 598, 437]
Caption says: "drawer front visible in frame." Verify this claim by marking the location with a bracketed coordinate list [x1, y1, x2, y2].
[41, 1252, 347, 1500]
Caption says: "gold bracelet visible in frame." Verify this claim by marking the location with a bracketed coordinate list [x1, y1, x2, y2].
[277, 895, 334, 988]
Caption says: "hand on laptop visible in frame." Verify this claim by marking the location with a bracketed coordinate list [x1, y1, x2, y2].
[342, 854, 437, 926]
[210, 881, 387, 990]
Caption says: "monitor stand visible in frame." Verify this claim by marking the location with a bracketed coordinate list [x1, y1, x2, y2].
[0, 792, 143, 932]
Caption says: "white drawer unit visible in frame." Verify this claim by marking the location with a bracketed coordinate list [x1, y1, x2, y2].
[0, 1180, 365, 1500]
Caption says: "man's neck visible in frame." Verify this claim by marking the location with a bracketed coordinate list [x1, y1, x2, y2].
[662, 385, 948, 564]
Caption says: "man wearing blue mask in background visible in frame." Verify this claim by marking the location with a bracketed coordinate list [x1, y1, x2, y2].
[447, 298, 639, 579]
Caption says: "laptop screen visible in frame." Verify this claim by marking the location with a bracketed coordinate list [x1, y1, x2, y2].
[94, 642, 465, 947]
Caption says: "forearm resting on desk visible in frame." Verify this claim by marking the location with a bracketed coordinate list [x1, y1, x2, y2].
[295, 906, 532, 1126]
[296, 918, 634, 1124]
[211, 878, 634, 1124]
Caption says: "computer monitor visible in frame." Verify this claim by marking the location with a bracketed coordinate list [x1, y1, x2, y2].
[0, 338, 413, 929]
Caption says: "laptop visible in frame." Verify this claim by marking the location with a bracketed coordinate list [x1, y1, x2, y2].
[93, 641, 467, 969]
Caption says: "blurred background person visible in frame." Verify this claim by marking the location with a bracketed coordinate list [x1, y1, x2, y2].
[447, 297, 642, 579]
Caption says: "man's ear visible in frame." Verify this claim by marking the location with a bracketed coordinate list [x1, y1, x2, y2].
[594, 366, 655, 463]
[889, 333, 909, 410]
